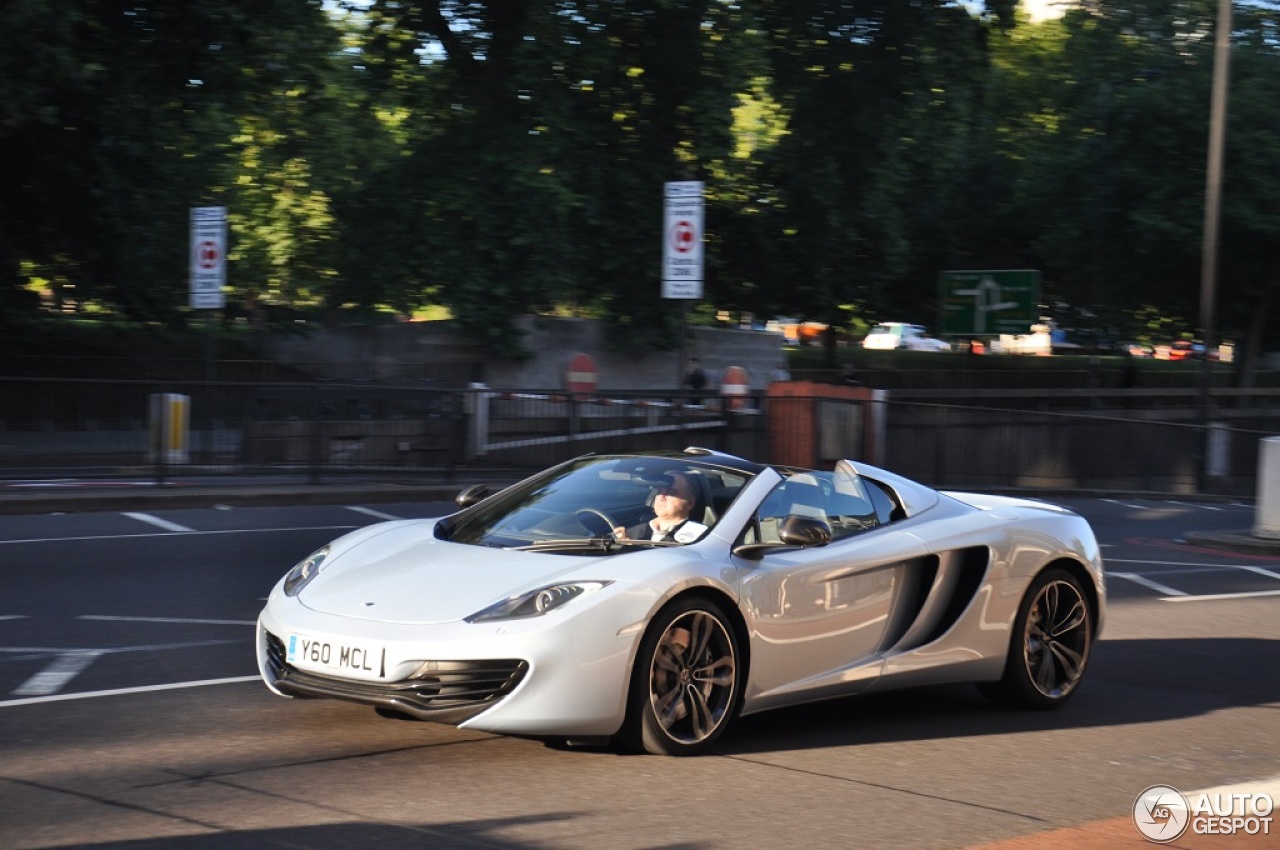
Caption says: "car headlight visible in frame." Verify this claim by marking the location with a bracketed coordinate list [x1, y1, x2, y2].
[282, 546, 330, 597]
[466, 581, 611, 622]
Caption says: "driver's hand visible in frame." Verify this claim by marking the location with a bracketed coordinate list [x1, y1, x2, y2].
[612, 526, 628, 539]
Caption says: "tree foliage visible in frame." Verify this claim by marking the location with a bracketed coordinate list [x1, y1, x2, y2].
[3, 0, 1279, 364]
[985, 0, 1280, 368]
[0, 0, 343, 326]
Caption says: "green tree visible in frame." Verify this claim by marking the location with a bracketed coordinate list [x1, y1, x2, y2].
[1218, 2, 1280, 379]
[345, 0, 752, 353]
[710, 1, 1008, 363]
[986, 0, 1280, 373]
[0, 0, 344, 328]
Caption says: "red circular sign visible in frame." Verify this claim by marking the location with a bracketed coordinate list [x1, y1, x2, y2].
[566, 352, 598, 394]
[669, 220, 697, 254]
[195, 240, 220, 269]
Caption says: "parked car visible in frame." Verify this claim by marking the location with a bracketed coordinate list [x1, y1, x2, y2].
[861, 322, 951, 352]
[257, 448, 1105, 756]
[1167, 340, 1216, 361]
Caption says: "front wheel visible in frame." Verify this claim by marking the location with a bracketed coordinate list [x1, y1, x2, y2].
[979, 567, 1094, 709]
[621, 597, 742, 756]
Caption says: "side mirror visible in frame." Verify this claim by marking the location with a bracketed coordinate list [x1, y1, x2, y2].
[732, 515, 833, 560]
[778, 515, 832, 547]
[455, 484, 491, 509]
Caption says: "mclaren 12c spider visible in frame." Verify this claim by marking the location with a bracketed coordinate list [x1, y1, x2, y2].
[257, 448, 1105, 755]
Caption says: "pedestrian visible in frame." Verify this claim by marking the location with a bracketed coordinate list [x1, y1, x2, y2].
[684, 357, 707, 403]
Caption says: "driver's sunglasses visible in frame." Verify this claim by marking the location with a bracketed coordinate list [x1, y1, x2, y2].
[656, 484, 690, 499]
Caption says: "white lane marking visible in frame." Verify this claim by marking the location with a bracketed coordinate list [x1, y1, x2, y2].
[1111, 561, 1280, 601]
[1102, 499, 1150, 510]
[1109, 557, 1280, 569]
[13, 649, 104, 696]
[1165, 500, 1224, 511]
[123, 512, 195, 532]
[0, 641, 236, 656]
[78, 615, 256, 626]
[0, 525, 359, 546]
[0, 615, 28, 620]
[1101, 498, 1245, 512]
[2, 639, 239, 696]
[1109, 572, 1188, 596]
[346, 505, 401, 521]
[1229, 565, 1280, 580]
[0, 675, 260, 708]
[1162, 589, 1280, 603]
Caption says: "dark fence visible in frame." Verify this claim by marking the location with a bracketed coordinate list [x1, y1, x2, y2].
[0, 377, 1276, 497]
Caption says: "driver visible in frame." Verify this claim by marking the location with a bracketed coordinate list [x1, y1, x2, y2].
[614, 472, 700, 542]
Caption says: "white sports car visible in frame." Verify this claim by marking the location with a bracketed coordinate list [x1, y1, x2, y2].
[257, 448, 1105, 756]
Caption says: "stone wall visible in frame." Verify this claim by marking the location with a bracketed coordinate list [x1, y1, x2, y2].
[260, 315, 789, 392]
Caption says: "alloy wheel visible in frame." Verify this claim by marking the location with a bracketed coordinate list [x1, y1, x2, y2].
[648, 609, 737, 746]
[1022, 579, 1090, 699]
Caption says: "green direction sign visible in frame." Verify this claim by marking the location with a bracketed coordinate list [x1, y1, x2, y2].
[938, 269, 1040, 336]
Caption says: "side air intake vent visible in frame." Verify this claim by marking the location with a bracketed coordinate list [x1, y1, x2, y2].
[882, 547, 990, 653]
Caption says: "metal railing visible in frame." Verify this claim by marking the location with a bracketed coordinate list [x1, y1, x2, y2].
[0, 377, 1276, 497]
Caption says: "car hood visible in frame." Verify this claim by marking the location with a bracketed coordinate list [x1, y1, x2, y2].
[296, 520, 598, 625]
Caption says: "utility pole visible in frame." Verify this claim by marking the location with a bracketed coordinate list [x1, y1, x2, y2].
[1197, 0, 1232, 492]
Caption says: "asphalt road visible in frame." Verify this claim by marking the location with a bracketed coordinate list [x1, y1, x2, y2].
[1, 496, 1277, 849]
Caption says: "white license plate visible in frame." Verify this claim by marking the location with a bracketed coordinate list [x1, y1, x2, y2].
[288, 634, 387, 678]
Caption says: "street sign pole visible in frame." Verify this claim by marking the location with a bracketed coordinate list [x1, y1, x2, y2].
[662, 181, 704, 391]
[190, 206, 227, 468]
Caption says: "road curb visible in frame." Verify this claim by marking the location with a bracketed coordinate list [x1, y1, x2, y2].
[1181, 529, 1280, 556]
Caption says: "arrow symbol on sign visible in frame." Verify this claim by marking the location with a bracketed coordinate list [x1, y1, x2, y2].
[953, 276, 1019, 334]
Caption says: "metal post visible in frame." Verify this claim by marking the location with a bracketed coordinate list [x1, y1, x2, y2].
[1197, 0, 1232, 492]
[309, 395, 323, 485]
[678, 300, 690, 396]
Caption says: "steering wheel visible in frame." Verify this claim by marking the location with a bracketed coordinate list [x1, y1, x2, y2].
[576, 508, 620, 538]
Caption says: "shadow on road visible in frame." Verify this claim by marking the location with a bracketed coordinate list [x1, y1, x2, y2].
[716, 636, 1280, 755]
[35, 818, 709, 850]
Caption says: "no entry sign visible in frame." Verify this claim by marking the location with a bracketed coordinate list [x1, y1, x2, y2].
[566, 352, 598, 395]
[190, 206, 227, 310]
[721, 365, 749, 410]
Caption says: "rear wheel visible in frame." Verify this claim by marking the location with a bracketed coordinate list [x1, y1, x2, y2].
[980, 567, 1093, 709]
[621, 597, 741, 756]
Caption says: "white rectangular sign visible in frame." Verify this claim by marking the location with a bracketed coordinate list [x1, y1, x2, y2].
[190, 206, 227, 310]
[662, 181, 704, 299]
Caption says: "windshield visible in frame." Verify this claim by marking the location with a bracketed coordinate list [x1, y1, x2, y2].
[443, 455, 754, 551]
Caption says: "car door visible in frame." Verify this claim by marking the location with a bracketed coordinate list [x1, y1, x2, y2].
[734, 473, 931, 713]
